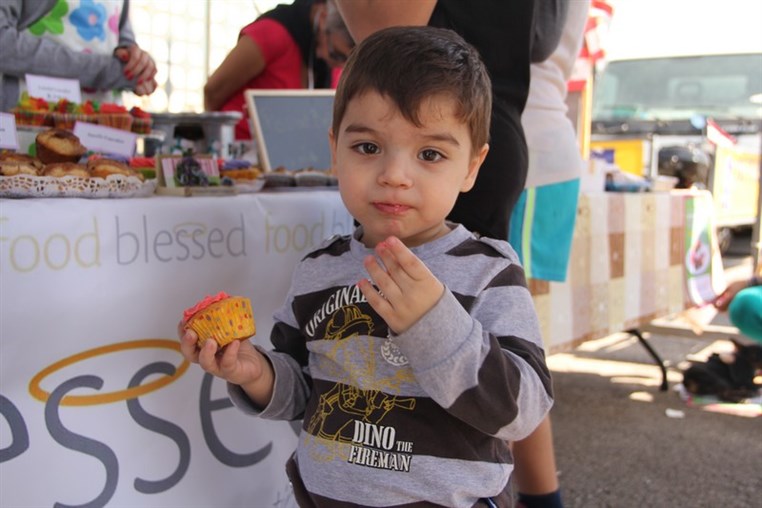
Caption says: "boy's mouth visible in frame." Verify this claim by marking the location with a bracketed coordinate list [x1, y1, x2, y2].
[373, 202, 411, 215]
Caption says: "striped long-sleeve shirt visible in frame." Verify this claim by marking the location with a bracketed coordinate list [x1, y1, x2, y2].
[229, 224, 553, 507]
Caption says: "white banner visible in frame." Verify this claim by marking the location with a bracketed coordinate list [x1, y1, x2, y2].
[0, 191, 353, 507]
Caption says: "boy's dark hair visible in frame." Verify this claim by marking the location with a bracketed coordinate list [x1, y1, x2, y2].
[332, 26, 492, 153]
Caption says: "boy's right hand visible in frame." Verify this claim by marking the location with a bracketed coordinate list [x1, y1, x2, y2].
[178, 323, 269, 388]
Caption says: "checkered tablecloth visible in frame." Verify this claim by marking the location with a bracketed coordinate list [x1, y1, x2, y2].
[530, 190, 718, 353]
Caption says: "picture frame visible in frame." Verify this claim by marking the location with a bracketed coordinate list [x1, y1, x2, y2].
[155, 154, 236, 196]
[244, 89, 334, 173]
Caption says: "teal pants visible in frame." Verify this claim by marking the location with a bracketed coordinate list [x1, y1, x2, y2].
[728, 285, 762, 344]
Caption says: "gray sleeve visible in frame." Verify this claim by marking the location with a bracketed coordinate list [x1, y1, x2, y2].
[226, 346, 311, 421]
[0, 0, 136, 110]
[117, 0, 137, 47]
[531, 0, 570, 62]
[393, 285, 553, 441]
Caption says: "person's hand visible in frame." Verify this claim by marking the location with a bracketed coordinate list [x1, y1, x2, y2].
[358, 236, 444, 334]
[713, 279, 748, 311]
[115, 44, 157, 94]
[177, 322, 268, 387]
[133, 78, 157, 96]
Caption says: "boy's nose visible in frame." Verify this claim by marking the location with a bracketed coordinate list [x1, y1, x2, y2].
[378, 157, 412, 188]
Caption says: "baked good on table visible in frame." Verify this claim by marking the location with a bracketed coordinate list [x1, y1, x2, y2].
[87, 158, 144, 180]
[263, 166, 296, 188]
[11, 93, 51, 127]
[0, 153, 44, 176]
[220, 159, 263, 181]
[129, 107, 153, 134]
[43, 162, 91, 178]
[294, 167, 330, 187]
[35, 128, 87, 164]
[183, 292, 256, 348]
[50, 98, 97, 129]
[97, 104, 133, 131]
[129, 157, 156, 179]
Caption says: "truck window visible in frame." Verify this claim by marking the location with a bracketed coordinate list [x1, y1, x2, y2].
[592, 54, 762, 121]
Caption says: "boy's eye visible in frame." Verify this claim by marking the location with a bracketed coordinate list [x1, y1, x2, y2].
[419, 149, 444, 162]
[352, 142, 380, 155]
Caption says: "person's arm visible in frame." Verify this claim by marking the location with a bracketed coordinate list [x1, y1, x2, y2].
[333, 0, 437, 42]
[204, 35, 267, 111]
[714, 275, 762, 311]
[531, 0, 570, 62]
[359, 236, 553, 441]
[113, 0, 156, 94]
[0, 1, 134, 92]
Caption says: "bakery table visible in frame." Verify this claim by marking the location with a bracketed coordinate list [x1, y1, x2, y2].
[0, 188, 716, 506]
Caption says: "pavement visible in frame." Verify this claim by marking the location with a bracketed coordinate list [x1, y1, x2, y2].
[540, 230, 761, 508]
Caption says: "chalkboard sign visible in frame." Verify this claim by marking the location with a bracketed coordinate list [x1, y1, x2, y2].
[245, 89, 335, 172]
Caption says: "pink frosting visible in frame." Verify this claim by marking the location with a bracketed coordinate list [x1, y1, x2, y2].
[183, 291, 229, 322]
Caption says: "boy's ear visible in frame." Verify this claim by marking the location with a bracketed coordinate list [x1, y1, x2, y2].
[329, 128, 337, 170]
[460, 143, 489, 193]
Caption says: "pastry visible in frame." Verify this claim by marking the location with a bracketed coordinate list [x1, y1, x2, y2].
[88, 158, 143, 180]
[43, 162, 91, 178]
[183, 292, 256, 348]
[0, 153, 44, 176]
[35, 129, 87, 164]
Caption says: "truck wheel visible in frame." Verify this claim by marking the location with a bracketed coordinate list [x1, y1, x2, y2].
[716, 227, 733, 254]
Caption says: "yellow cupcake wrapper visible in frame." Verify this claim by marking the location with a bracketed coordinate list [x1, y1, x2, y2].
[186, 297, 255, 347]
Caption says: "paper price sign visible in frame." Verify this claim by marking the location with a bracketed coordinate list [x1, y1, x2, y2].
[74, 122, 138, 157]
[25, 74, 82, 103]
[0, 112, 19, 150]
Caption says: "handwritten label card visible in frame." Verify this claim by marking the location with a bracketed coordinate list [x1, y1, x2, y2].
[74, 122, 138, 157]
[0, 113, 19, 150]
[25, 74, 82, 103]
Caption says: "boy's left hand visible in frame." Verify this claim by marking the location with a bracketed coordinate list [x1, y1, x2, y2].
[359, 236, 444, 334]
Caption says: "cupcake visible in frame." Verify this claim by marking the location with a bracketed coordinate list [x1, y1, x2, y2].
[11, 92, 51, 127]
[129, 107, 153, 134]
[50, 98, 97, 129]
[183, 292, 256, 348]
[97, 103, 133, 131]
[35, 128, 87, 164]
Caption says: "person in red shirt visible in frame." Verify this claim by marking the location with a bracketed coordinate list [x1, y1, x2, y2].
[204, 0, 353, 140]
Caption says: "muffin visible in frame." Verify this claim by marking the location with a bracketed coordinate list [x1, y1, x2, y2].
[0, 153, 44, 176]
[183, 292, 256, 348]
[35, 129, 87, 164]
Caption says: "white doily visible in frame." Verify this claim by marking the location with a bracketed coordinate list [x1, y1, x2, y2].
[0, 174, 157, 199]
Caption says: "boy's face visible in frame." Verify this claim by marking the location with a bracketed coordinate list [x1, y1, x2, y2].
[330, 91, 488, 248]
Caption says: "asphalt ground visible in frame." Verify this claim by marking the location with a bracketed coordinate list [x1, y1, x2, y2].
[540, 229, 761, 508]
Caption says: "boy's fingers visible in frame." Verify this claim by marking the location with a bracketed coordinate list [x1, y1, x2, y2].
[197, 339, 220, 370]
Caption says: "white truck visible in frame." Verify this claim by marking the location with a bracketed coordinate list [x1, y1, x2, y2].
[589, 0, 762, 252]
